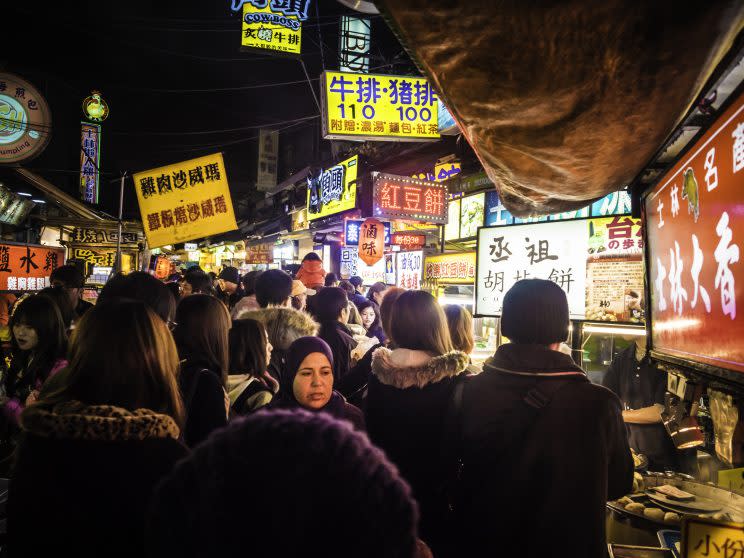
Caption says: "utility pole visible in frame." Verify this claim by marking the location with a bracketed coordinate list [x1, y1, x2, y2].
[114, 171, 127, 274]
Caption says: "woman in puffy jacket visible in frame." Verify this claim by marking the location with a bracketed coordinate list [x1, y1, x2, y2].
[295, 252, 326, 290]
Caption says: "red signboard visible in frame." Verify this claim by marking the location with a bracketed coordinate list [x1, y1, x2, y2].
[246, 243, 273, 264]
[358, 218, 385, 266]
[372, 173, 448, 224]
[0, 243, 65, 291]
[645, 89, 744, 373]
[390, 232, 426, 250]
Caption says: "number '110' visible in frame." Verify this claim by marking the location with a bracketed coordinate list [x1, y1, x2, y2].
[336, 104, 433, 122]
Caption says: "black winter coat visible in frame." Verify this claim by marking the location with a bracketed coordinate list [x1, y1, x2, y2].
[318, 321, 357, 382]
[179, 360, 227, 448]
[459, 344, 633, 558]
[8, 402, 188, 558]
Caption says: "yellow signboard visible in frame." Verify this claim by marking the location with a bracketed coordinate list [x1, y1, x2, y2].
[321, 71, 440, 141]
[306, 155, 358, 222]
[683, 516, 744, 558]
[241, 2, 301, 55]
[424, 252, 477, 284]
[134, 153, 238, 248]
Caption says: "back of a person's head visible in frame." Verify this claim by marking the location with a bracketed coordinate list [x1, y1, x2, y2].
[147, 410, 419, 558]
[338, 280, 355, 296]
[38, 286, 75, 329]
[443, 304, 474, 354]
[228, 318, 267, 377]
[302, 252, 321, 263]
[324, 272, 338, 287]
[26, 299, 184, 428]
[241, 270, 263, 296]
[501, 279, 569, 345]
[380, 287, 404, 340]
[184, 270, 213, 295]
[314, 287, 348, 323]
[391, 290, 453, 355]
[98, 271, 176, 324]
[366, 282, 387, 301]
[173, 295, 230, 383]
[255, 269, 293, 307]
[349, 276, 363, 289]
[49, 264, 84, 288]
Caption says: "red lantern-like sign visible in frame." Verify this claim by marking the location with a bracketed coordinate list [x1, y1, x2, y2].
[358, 218, 385, 266]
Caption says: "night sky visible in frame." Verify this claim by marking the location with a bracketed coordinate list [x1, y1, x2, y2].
[4, 0, 418, 221]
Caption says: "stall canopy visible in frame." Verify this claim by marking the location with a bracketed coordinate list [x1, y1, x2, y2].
[376, 0, 744, 216]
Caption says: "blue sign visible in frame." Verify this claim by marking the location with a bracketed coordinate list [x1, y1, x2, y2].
[345, 219, 390, 246]
[484, 191, 514, 226]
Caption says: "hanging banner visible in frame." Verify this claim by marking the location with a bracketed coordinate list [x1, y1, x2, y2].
[476, 220, 588, 318]
[358, 217, 384, 266]
[396, 250, 423, 289]
[80, 122, 101, 204]
[240, 1, 304, 55]
[321, 71, 440, 142]
[134, 153, 238, 248]
[256, 129, 279, 191]
[0, 73, 52, 164]
[345, 219, 390, 246]
[306, 155, 358, 221]
[424, 252, 477, 284]
[646, 89, 744, 373]
[0, 243, 64, 292]
[372, 173, 448, 224]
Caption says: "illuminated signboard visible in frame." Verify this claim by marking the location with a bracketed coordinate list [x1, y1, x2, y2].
[424, 252, 477, 284]
[372, 173, 448, 224]
[241, 0, 306, 55]
[476, 220, 588, 318]
[413, 159, 461, 183]
[345, 219, 390, 246]
[339, 16, 370, 73]
[340, 247, 385, 285]
[390, 232, 426, 250]
[80, 122, 101, 204]
[321, 71, 440, 142]
[0, 183, 35, 226]
[445, 198, 461, 240]
[306, 155, 358, 221]
[0, 243, 65, 291]
[396, 250, 423, 289]
[0, 72, 52, 164]
[134, 153, 238, 248]
[256, 129, 278, 191]
[246, 242, 274, 264]
[82, 91, 109, 122]
[459, 193, 485, 238]
[645, 89, 744, 373]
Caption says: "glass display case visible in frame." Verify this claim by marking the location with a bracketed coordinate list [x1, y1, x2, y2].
[578, 322, 646, 385]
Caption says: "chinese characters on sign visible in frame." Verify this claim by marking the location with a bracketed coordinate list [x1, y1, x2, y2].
[345, 219, 390, 246]
[256, 129, 278, 191]
[682, 516, 744, 558]
[306, 155, 358, 221]
[245, 243, 273, 264]
[396, 251, 423, 290]
[241, 0, 306, 55]
[0, 72, 52, 164]
[80, 123, 101, 204]
[0, 243, 64, 291]
[646, 89, 744, 373]
[424, 252, 477, 284]
[476, 221, 588, 317]
[390, 232, 426, 250]
[358, 218, 384, 266]
[134, 153, 238, 248]
[372, 174, 448, 224]
[71, 228, 139, 245]
[340, 248, 386, 284]
[322, 71, 440, 141]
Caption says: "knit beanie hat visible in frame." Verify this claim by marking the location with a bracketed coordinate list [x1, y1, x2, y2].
[501, 279, 569, 344]
[281, 337, 334, 401]
[147, 409, 419, 558]
[218, 266, 239, 285]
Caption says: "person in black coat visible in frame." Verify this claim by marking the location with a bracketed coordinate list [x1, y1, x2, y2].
[314, 287, 357, 383]
[459, 280, 633, 558]
[173, 295, 230, 447]
[8, 299, 188, 558]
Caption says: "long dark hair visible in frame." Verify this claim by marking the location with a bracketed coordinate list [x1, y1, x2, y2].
[366, 282, 388, 303]
[24, 299, 184, 429]
[443, 304, 474, 354]
[229, 319, 268, 379]
[390, 290, 453, 355]
[173, 295, 230, 386]
[356, 299, 381, 333]
[7, 295, 68, 398]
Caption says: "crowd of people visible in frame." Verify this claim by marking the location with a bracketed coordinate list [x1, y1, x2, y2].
[0, 256, 633, 557]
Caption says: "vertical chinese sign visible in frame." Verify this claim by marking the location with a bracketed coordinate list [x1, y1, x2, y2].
[322, 72, 439, 141]
[307, 155, 358, 221]
[476, 221, 588, 318]
[358, 218, 384, 266]
[240, 0, 307, 55]
[645, 89, 744, 373]
[80, 122, 101, 204]
[134, 153, 238, 249]
[256, 129, 278, 192]
[0, 243, 64, 292]
[396, 250, 423, 290]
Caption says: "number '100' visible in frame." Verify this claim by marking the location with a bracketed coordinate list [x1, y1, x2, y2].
[337, 104, 432, 122]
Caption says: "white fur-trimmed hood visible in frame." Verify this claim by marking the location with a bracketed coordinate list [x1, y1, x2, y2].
[237, 307, 318, 351]
[371, 347, 469, 389]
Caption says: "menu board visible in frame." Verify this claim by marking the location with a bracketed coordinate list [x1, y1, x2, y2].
[645, 89, 744, 373]
[396, 251, 423, 289]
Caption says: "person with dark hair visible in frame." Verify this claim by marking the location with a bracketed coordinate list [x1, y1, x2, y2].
[227, 319, 278, 415]
[230, 270, 263, 318]
[366, 281, 388, 307]
[39, 286, 76, 332]
[173, 295, 230, 447]
[348, 276, 368, 307]
[49, 263, 93, 320]
[215, 266, 243, 309]
[366, 290, 469, 556]
[8, 299, 188, 557]
[99, 271, 176, 325]
[356, 299, 386, 345]
[443, 304, 480, 374]
[165, 281, 181, 301]
[315, 287, 357, 382]
[146, 409, 433, 558]
[324, 272, 339, 287]
[253, 269, 293, 308]
[272, 337, 364, 430]
[2, 295, 68, 442]
[295, 252, 326, 290]
[181, 270, 214, 298]
[458, 279, 633, 558]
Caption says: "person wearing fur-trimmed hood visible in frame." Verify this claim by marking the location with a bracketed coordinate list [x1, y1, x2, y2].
[365, 290, 469, 557]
